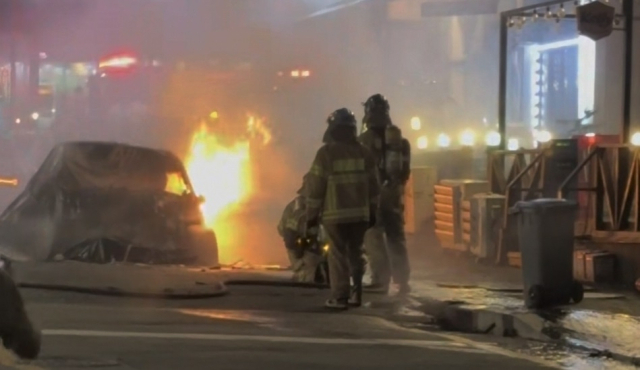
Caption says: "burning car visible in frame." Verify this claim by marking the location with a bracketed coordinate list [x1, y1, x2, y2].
[0, 141, 218, 266]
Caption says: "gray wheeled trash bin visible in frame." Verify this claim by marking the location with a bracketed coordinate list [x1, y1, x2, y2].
[513, 199, 584, 309]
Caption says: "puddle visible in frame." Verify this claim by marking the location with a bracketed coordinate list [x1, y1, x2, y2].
[560, 310, 640, 360]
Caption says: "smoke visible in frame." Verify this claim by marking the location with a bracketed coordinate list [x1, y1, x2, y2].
[3, 1, 504, 267]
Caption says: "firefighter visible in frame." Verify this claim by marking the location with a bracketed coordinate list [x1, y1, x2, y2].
[304, 108, 380, 310]
[277, 180, 324, 283]
[0, 256, 41, 360]
[359, 94, 412, 296]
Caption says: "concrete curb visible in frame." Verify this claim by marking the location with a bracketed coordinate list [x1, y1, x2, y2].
[19, 279, 331, 299]
[18, 281, 229, 299]
[12, 261, 329, 300]
[410, 294, 638, 365]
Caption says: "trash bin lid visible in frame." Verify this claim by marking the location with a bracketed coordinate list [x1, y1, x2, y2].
[513, 198, 577, 211]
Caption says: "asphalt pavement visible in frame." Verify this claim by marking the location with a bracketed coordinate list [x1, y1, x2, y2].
[0, 282, 559, 370]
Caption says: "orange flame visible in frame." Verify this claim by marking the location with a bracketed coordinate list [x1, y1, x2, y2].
[183, 115, 270, 263]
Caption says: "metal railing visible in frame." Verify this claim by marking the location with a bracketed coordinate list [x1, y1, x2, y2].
[558, 145, 640, 236]
[487, 148, 544, 195]
[491, 149, 549, 264]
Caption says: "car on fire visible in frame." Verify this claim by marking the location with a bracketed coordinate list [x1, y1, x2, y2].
[0, 141, 218, 266]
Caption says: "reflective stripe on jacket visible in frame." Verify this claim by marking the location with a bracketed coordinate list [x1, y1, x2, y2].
[305, 142, 380, 224]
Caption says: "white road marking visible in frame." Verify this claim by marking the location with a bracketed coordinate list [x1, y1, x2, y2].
[42, 329, 485, 354]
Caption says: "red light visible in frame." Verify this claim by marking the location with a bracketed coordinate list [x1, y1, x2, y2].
[99, 55, 138, 69]
[98, 51, 140, 76]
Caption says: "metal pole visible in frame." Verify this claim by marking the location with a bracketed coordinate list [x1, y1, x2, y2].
[8, 0, 17, 122]
[498, 13, 508, 150]
[622, 0, 634, 143]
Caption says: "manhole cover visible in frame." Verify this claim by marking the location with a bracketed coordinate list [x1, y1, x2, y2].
[21, 357, 121, 368]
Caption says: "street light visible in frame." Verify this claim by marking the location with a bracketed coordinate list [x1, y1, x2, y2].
[416, 135, 428, 149]
[436, 133, 451, 148]
[535, 130, 552, 143]
[484, 131, 501, 147]
[507, 138, 520, 151]
[459, 129, 475, 146]
[410, 117, 421, 130]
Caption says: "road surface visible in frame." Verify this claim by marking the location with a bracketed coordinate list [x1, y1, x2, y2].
[1, 283, 558, 369]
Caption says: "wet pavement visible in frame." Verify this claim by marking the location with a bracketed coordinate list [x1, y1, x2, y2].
[458, 334, 640, 370]
[407, 243, 640, 366]
[1, 237, 638, 368]
[0, 262, 632, 369]
[0, 282, 561, 370]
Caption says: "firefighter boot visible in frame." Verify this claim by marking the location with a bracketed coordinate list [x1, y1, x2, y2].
[324, 299, 348, 310]
[348, 275, 363, 307]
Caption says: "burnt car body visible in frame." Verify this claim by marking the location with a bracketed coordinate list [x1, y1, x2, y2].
[0, 141, 218, 266]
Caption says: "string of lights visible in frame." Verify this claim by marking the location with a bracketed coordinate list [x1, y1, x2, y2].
[505, 0, 624, 29]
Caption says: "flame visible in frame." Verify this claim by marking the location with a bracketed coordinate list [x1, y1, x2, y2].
[183, 115, 270, 263]
[247, 115, 272, 145]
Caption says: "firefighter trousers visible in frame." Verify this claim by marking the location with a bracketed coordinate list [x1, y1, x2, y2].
[364, 184, 410, 287]
[324, 222, 369, 301]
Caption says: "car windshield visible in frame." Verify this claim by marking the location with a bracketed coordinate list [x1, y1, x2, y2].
[164, 171, 191, 196]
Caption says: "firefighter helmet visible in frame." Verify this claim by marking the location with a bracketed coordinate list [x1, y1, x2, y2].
[327, 108, 357, 127]
[363, 94, 390, 115]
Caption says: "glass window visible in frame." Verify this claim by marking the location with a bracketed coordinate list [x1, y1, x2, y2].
[165, 172, 190, 195]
